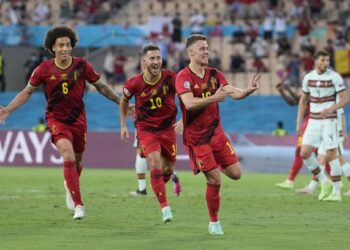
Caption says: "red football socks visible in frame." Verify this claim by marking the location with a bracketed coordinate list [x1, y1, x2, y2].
[64, 160, 83, 206]
[150, 169, 168, 208]
[206, 183, 221, 222]
[288, 154, 303, 181]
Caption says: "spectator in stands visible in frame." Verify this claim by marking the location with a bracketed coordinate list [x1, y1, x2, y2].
[103, 48, 115, 85]
[245, 20, 259, 48]
[171, 12, 182, 44]
[230, 49, 245, 73]
[300, 49, 314, 73]
[272, 121, 287, 136]
[309, 0, 324, 18]
[0, 49, 5, 92]
[291, 0, 305, 19]
[24, 52, 40, 82]
[252, 56, 268, 73]
[275, 36, 291, 56]
[297, 14, 312, 46]
[232, 23, 246, 44]
[32, 0, 51, 24]
[60, 0, 72, 23]
[189, 9, 205, 35]
[93, 0, 111, 24]
[324, 39, 335, 68]
[274, 12, 287, 39]
[286, 53, 301, 87]
[113, 49, 127, 86]
[251, 37, 268, 58]
[263, 10, 274, 41]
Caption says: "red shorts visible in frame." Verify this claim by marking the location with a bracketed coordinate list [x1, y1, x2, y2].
[186, 129, 238, 174]
[47, 120, 87, 153]
[137, 129, 176, 163]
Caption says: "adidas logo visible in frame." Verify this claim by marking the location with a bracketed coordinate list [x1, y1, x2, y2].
[194, 84, 199, 89]
[50, 75, 56, 80]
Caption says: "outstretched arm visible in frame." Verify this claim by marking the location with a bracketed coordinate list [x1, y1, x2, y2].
[224, 74, 260, 100]
[179, 84, 234, 111]
[276, 83, 300, 106]
[296, 92, 309, 135]
[0, 84, 36, 124]
[91, 80, 121, 105]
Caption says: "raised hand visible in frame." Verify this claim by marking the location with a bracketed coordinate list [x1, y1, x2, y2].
[248, 74, 261, 91]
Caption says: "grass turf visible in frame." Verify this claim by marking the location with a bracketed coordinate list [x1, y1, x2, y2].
[0, 167, 349, 250]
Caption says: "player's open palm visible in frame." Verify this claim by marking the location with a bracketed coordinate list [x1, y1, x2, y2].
[0, 106, 9, 124]
[120, 126, 129, 143]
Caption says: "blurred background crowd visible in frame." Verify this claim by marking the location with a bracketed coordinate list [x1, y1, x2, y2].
[1, 0, 350, 95]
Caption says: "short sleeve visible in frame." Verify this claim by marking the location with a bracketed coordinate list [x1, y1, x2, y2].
[122, 78, 136, 101]
[85, 60, 101, 83]
[175, 72, 192, 95]
[29, 64, 43, 87]
[216, 70, 228, 86]
[334, 73, 346, 93]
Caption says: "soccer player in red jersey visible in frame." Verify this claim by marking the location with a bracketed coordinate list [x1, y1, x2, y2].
[120, 45, 180, 223]
[176, 34, 260, 235]
[0, 25, 132, 220]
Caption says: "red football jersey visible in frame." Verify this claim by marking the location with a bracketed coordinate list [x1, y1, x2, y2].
[29, 57, 100, 125]
[123, 69, 177, 132]
[176, 66, 228, 146]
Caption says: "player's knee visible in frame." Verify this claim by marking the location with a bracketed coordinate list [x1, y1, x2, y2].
[61, 149, 75, 161]
[147, 157, 161, 169]
[300, 149, 311, 159]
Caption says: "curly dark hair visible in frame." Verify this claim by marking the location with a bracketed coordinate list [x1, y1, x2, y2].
[44, 25, 78, 55]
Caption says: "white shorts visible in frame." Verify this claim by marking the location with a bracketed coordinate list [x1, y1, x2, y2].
[318, 136, 344, 156]
[302, 119, 339, 151]
[133, 131, 138, 148]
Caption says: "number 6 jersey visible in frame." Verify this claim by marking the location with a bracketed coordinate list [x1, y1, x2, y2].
[29, 57, 100, 125]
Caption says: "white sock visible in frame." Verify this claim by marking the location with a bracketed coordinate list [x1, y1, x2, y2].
[342, 162, 350, 177]
[286, 179, 294, 184]
[316, 170, 328, 184]
[307, 180, 318, 190]
[333, 181, 341, 194]
[138, 179, 146, 191]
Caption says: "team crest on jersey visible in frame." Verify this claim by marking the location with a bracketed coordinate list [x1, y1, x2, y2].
[151, 88, 157, 96]
[210, 78, 217, 88]
[73, 70, 80, 81]
[202, 83, 208, 89]
[50, 75, 56, 80]
[194, 84, 199, 89]
[123, 87, 131, 97]
[61, 73, 68, 80]
[184, 81, 191, 89]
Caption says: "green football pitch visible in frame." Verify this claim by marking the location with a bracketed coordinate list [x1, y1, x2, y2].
[0, 167, 349, 250]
